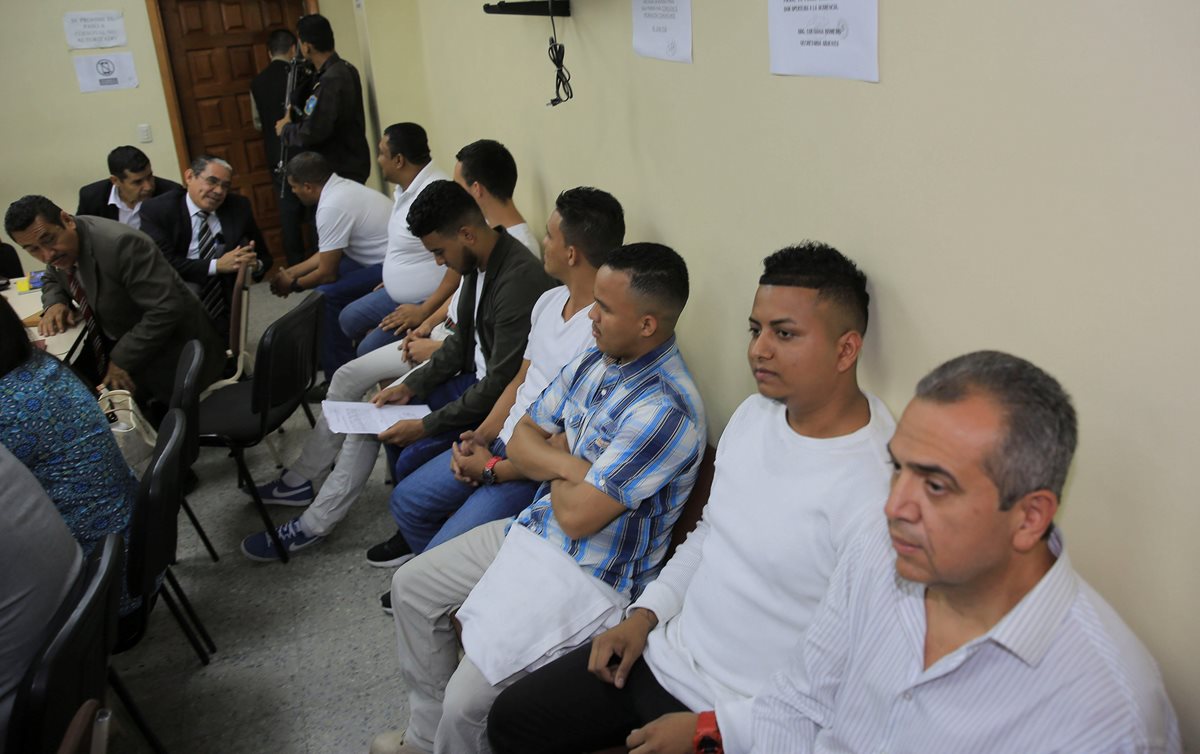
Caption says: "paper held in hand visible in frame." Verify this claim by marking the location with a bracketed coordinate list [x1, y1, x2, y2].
[321, 400, 431, 435]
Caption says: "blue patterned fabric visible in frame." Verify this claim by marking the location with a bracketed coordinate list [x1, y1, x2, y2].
[515, 337, 706, 596]
[0, 350, 138, 612]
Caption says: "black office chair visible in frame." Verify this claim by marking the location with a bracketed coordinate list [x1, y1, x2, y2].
[113, 408, 215, 666]
[197, 291, 323, 563]
[5, 533, 122, 754]
[170, 339, 219, 562]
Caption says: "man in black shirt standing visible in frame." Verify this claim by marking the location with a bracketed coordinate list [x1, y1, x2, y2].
[251, 29, 312, 265]
[275, 15, 370, 186]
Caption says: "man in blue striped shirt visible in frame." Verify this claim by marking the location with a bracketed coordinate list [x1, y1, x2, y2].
[750, 351, 1181, 753]
[376, 243, 706, 754]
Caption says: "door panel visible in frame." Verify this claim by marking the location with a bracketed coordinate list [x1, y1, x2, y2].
[157, 0, 308, 267]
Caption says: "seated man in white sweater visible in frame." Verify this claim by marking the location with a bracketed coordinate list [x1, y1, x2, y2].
[486, 242, 895, 754]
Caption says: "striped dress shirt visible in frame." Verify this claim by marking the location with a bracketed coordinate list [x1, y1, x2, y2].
[514, 337, 706, 597]
[752, 522, 1182, 754]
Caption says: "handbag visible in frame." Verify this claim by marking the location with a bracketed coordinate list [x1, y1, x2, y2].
[99, 388, 157, 471]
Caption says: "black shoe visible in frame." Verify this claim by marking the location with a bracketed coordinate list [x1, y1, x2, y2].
[380, 590, 393, 615]
[305, 380, 330, 403]
[366, 530, 414, 568]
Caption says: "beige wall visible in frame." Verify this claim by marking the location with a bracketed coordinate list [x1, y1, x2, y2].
[370, 0, 1199, 741]
[1, 0, 1195, 740]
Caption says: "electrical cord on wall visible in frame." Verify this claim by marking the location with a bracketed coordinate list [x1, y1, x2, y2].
[547, 1, 572, 106]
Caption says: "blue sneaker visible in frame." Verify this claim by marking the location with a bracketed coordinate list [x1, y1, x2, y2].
[253, 476, 314, 506]
[241, 517, 323, 562]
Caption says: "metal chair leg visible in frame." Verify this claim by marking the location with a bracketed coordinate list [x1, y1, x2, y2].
[263, 433, 285, 469]
[301, 400, 317, 427]
[160, 588, 210, 666]
[180, 497, 220, 562]
[233, 449, 289, 563]
[165, 569, 216, 653]
[107, 668, 167, 754]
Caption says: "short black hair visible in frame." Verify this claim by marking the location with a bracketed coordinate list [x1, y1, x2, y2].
[107, 146, 151, 180]
[0, 296, 32, 378]
[285, 152, 333, 185]
[603, 243, 689, 321]
[455, 140, 518, 200]
[383, 123, 432, 165]
[267, 29, 297, 57]
[5, 195, 65, 237]
[406, 180, 486, 238]
[555, 187, 625, 269]
[759, 241, 870, 335]
[297, 14, 334, 53]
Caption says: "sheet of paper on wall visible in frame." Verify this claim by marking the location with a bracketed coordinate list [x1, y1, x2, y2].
[321, 400, 432, 435]
[64, 11, 127, 50]
[74, 52, 139, 93]
[768, 0, 878, 82]
[632, 0, 692, 63]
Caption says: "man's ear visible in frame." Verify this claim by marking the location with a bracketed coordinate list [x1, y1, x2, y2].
[459, 225, 477, 247]
[1010, 489, 1059, 552]
[835, 330, 864, 373]
[564, 244, 581, 268]
[184, 169, 196, 183]
[639, 313, 659, 339]
[60, 211, 77, 232]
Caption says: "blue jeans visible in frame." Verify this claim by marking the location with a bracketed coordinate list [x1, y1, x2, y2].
[315, 257, 383, 378]
[339, 287, 404, 357]
[390, 439, 540, 553]
[387, 372, 478, 484]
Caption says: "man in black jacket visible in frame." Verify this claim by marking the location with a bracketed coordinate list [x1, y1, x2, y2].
[139, 155, 273, 336]
[76, 146, 181, 230]
[275, 14, 370, 184]
[251, 28, 314, 266]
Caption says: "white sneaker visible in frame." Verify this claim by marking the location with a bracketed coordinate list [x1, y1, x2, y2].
[369, 730, 425, 754]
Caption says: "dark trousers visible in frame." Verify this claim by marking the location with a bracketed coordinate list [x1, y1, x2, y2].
[486, 642, 689, 754]
[385, 372, 478, 483]
[276, 176, 314, 266]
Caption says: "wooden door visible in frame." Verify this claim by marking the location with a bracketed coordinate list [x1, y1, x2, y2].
[156, 0, 309, 266]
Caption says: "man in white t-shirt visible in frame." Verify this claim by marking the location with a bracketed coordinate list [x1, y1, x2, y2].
[487, 243, 895, 754]
[269, 151, 392, 379]
[239, 147, 547, 562]
[365, 188, 625, 577]
[339, 123, 451, 359]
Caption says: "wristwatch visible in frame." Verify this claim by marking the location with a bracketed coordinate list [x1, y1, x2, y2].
[481, 455, 502, 485]
[693, 711, 722, 754]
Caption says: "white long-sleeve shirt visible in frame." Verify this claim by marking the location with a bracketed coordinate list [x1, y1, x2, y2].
[752, 523, 1182, 754]
[631, 392, 896, 753]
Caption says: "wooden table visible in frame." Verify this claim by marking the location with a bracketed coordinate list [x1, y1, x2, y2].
[2, 282, 84, 360]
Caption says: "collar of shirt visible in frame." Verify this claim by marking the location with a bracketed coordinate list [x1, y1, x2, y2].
[185, 192, 207, 219]
[604, 335, 679, 381]
[106, 183, 139, 213]
[896, 528, 1078, 671]
[396, 161, 448, 203]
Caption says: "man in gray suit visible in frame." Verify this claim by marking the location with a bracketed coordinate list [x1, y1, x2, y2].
[4, 195, 225, 406]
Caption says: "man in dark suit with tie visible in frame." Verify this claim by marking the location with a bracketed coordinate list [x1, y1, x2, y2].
[76, 146, 181, 230]
[139, 155, 273, 335]
[4, 195, 226, 406]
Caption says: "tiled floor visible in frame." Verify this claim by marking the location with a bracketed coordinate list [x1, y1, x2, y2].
[109, 286, 408, 753]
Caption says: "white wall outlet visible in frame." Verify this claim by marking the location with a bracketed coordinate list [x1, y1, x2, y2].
[137, 123, 153, 143]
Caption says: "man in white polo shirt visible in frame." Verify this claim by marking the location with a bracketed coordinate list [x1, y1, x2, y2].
[338, 123, 453, 359]
[270, 151, 392, 380]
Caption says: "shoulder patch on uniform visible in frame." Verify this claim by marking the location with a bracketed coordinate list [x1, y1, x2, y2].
[304, 94, 318, 116]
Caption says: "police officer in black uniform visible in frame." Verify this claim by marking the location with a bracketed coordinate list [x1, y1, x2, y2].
[252, 28, 314, 265]
[275, 14, 371, 185]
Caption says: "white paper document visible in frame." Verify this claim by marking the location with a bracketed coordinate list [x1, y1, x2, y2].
[73, 52, 139, 93]
[64, 11, 127, 49]
[633, 0, 692, 63]
[768, 0, 878, 82]
[321, 401, 431, 435]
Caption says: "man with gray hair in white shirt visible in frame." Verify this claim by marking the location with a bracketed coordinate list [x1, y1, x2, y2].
[751, 350, 1181, 753]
